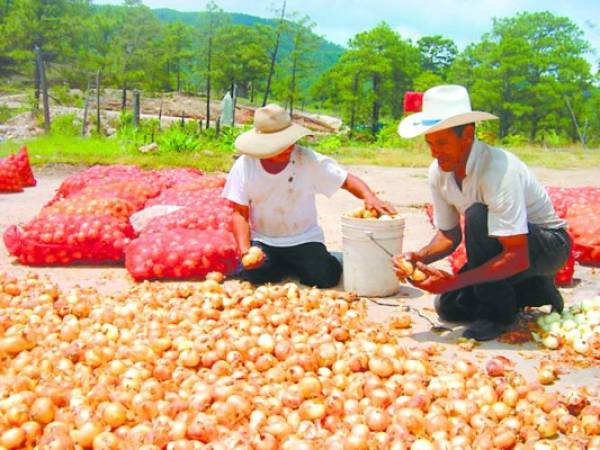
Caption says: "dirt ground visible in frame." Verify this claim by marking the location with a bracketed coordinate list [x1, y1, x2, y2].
[1, 164, 599, 396]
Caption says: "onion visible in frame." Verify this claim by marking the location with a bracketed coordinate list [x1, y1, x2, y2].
[73, 421, 103, 448]
[368, 356, 394, 378]
[365, 407, 391, 431]
[102, 402, 127, 428]
[410, 439, 435, 450]
[299, 399, 326, 421]
[92, 431, 120, 449]
[0, 428, 25, 449]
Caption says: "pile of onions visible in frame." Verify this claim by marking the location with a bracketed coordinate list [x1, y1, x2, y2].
[0, 271, 598, 450]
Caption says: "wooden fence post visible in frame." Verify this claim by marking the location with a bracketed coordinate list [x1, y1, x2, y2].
[133, 89, 141, 128]
[81, 80, 90, 136]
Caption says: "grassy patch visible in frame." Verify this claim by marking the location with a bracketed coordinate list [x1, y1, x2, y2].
[0, 134, 236, 173]
[1, 133, 599, 172]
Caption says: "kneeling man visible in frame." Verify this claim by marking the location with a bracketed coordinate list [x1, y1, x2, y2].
[224, 104, 396, 288]
[394, 85, 571, 341]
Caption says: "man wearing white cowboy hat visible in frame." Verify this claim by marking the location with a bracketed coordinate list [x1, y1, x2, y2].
[393, 85, 571, 341]
[223, 103, 396, 288]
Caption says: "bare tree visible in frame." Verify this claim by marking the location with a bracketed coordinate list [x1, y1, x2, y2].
[262, 0, 287, 106]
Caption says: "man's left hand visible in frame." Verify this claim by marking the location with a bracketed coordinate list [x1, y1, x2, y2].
[409, 263, 459, 294]
[365, 195, 397, 216]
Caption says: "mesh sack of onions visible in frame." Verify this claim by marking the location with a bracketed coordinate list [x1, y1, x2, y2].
[140, 205, 233, 235]
[54, 164, 151, 198]
[39, 196, 138, 221]
[0, 155, 23, 192]
[3, 214, 134, 265]
[145, 187, 231, 209]
[67, 180, 161, 210]
[170, 175, 227, 191]
[151, 167, 205, 189]
[125, 228, 239, 280]
[567, 204, 600, 266]
[14, 146, 36, 187]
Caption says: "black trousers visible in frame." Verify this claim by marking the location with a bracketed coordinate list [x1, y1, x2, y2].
[436, 203, 571, 325]
[239, 241, 342, 288]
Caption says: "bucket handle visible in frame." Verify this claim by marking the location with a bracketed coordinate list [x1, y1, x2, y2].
[364, 231, 394, 257]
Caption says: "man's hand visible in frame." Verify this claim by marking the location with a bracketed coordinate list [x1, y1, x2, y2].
[241, 246, 266, 270]
[409, 263, 457, 294]
[365, 194, 397, 216]
[393, 252, 419, 282]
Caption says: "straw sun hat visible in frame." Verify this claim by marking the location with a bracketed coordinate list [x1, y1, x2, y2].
[234, 104, 313, 158]
[398, 85, 498, 138]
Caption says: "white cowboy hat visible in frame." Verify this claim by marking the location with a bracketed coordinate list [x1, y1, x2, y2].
[235, 104, 313, 158]
[398, 85, 498, 138]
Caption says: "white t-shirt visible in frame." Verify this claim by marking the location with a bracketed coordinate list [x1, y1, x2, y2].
[429, 139, 566, 236]
[222, 146, 348, 246]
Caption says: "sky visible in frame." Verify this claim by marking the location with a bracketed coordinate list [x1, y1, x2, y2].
[96, 0, 599, 65]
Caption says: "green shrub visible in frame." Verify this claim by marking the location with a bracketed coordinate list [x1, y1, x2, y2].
[538, 129, 570, 148]
[0, 104, 12, 123]
[502, 134, 529, 147]
[50, 113, 80, 136]
[158, 125, 200, 152]
[375, 122, 408, 148]
[313, 134, 343, 154]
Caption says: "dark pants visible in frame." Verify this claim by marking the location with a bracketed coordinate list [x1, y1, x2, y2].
[239, 241, 342, 288]
[436, 203, 571, 325]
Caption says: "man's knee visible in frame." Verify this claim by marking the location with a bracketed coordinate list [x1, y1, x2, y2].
[300, 258, 342, 288]
[435, 290, 478, 322]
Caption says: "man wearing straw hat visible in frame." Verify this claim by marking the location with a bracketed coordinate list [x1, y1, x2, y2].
[393, 85, 571, 341]
[223, 103, 396, 288]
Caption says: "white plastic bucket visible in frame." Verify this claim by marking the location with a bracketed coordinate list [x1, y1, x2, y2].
[342, 216, 405, 297]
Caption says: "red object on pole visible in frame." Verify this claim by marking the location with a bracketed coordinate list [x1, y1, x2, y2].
[403, 91, 424, 113]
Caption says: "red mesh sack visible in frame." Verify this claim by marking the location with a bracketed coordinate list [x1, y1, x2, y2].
[0, 155, 24, 192]
[171, 176, 226, 191]
[72, 181, 161, 210]
[567, 204, 600, 266]
[554, 247, 575, 286]
[152, 167, 205, 189]
[4, 214, 134, 265]
[403, 91, 424, 114]
[40, 196, 138, 221]
[145, 187, 231, 209]
[140, 205, 233, 235]
[125, 228, 239, 281]
[56, 164, 151, 198]
[15, 146, 36, 187]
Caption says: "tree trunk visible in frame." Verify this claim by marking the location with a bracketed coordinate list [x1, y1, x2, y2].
[289, 53, 298, 117]
[33, 59, 40, 112]
[35, 46, 50, 133]
[371, 73, 380, 137]
[349, 73, 359, 139]
[96, 68, 101, 135]
[262, 0, 286, 106]
[206, 36, 212, 129]
[176, 65, 181, 92]
[81, 81, 90, 136]
[250, 82, 255, 104]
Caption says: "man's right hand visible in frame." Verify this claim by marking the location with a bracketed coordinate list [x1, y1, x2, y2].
[241, 246, 266, 270]
[392, 252, 420, 282]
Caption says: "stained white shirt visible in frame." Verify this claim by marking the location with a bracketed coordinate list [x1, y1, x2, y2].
[223, 146, 348, 246]
[429, 139, 565, 236]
